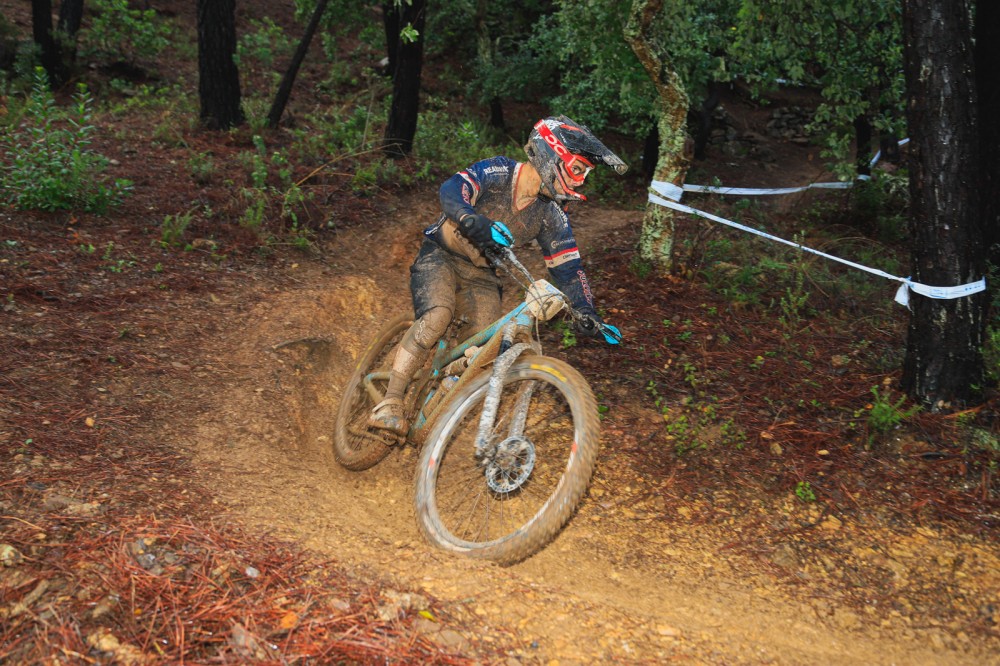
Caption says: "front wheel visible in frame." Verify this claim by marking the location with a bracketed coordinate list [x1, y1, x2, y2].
[414, 355, 599, 565]
[333, 313, 413, 470]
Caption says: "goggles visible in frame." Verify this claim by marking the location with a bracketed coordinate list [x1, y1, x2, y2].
[561, 155, 594, 184]
[534, 120, 596, 185]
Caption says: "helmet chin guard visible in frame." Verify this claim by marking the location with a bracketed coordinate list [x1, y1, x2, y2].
[524, 115, 628, 202]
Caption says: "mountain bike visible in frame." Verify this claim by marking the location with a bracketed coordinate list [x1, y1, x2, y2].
[332, 247, 621, 565]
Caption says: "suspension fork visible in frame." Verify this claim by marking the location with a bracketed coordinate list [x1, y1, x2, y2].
[474, 320, 539, 457]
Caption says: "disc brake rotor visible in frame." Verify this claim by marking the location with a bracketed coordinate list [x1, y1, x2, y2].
[484, 436, 536, 493]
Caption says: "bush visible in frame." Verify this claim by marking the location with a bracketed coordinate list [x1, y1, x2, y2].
[414, 110, 516, 173]
[850, 172, 910, 244]
[0, 71, 131, 213]
[78, 0, 171, 65]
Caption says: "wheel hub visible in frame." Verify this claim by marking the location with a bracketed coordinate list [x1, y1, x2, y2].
[484, 436, 536, 493]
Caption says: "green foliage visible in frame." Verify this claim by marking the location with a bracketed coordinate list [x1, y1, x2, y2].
[160, 211, 193, 248]
[188, 153, 216, 185]
[341, 153, 430, 194]
[450, 0, 554, 108]
[702, 259, 764, 307]
[290, 103, 382, 162]
[732, 0, 906, 176]
[629, 256, 654, 279]
[646, 380, 745, 455]
[236, 17, 293, 94]
[233, 136, 315, 246]
[865, 385, 920, 445]
[552, 321, 578, 349]
[295, 0, 381, 51]
[399, 24, 420, 44]
[777, 235, 811, 332]
[106, 82, 195, 122]
[0, 72, 131, 213]
[236, 18, 293, 70]
[794, 481, 816, 503]
[414, 111, 515, 172]
[101, 241, 136, 273]
[518, 0, 739, 139]
[78, 0, 171, 65]
[986, 326, 1000, 386]
[849, 173, 910, 244]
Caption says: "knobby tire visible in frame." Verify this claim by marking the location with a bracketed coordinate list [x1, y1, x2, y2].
[333, 314, 413, 470]
[414, 355, 599, 565]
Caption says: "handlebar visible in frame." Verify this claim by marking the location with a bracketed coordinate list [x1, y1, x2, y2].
[485, 247, 622, 346]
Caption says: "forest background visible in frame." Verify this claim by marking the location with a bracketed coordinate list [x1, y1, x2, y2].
[1, 0, 998, 663]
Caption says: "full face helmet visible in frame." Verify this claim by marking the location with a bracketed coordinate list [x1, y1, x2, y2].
[524, 115, 628, 201]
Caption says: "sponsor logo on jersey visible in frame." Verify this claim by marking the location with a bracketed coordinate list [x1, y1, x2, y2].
[546, 202, 569, 226]
[458, 171, 480, 199]
[577, 269, 593, 305]
[483, 165, 509, 176]
[544, 247, 580, 268]
[424, 215, 446, 237]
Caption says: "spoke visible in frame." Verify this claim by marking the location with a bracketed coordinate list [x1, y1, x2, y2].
[438, 441, 490, 539]
[430, 369, 581, 548]
[459, 483, 491, 541]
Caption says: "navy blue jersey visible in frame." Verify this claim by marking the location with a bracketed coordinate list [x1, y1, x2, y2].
[422, 156, 597, 313]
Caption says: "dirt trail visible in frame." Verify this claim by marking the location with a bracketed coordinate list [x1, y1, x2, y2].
[165, 203, 999, 665]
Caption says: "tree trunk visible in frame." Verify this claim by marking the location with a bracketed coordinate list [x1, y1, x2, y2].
[1, 11, 18, 70]
[854, 114, 873, 177]
[642, 121, 658, 180]
[31, 0, 65, 86]
[381, 2, 399, 77]
[266, 0, 330, 129]
[477, 0, 504, 131]
[624, 0, 690, 272]
[879, 132, 901, 164]
[899, 0, 987, 408]
[57, 0, 84, 39]
[197, 0, 244, 130]
[54, 0, 84, 66]
[488, 97, 504, 131]
[383, 0, 426, 158]
[976, 0, 1000, 271]
[692, 81, 721, 161]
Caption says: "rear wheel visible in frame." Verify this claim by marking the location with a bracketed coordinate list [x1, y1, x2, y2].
[333, 314, 413, 470]
[414, 355, 599, 564]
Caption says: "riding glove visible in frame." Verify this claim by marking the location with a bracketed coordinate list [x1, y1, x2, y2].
[458, 214, 513, 251]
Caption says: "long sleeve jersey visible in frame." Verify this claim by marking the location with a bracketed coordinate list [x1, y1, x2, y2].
[422, 156, 597, 313]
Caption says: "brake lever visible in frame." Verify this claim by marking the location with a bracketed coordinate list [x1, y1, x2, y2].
[596, 322, 622, 345]
[485, 247, 533, 288]
[571, 309, 622, 345]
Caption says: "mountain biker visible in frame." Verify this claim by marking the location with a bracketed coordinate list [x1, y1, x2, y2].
[369, 115, 628, 435]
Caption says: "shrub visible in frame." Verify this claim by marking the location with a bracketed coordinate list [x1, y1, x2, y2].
[0, 71, 131, 213]
[78, 0, 171, 65]
[414, 110, 515, 174]
[866, 385, 920, 446]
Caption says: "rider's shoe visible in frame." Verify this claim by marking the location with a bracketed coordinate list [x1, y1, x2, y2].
[368, 398, 408, 436]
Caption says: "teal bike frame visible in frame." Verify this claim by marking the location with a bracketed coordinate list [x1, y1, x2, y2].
[410, 301, 533, 434]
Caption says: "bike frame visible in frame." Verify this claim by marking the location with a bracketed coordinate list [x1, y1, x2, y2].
[410, 300, 536, 437]
[361, 246, 618, 449]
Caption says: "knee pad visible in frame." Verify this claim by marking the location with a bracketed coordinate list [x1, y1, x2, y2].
[403, 306, 452, 355]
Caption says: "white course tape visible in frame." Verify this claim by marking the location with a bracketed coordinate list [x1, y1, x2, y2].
[675, 180, 853, 198]
[664, 138, 913, 201]
[647, 183, 986, 307]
